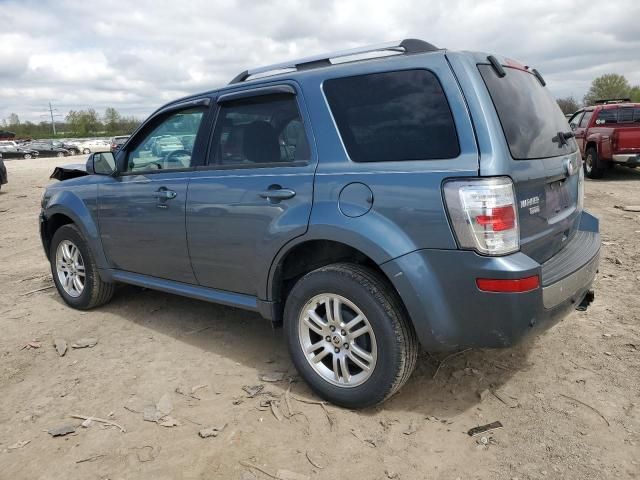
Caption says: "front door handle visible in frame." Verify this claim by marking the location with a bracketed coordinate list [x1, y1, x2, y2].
[258, 188, 296, 201]
[153, 188, 177, 200]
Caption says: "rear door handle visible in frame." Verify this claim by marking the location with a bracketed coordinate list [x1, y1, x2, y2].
[258, 188, 296, 200]
[153, 188, 177, 200]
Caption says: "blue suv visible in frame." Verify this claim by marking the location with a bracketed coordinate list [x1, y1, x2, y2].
[40, 39, 600, 408]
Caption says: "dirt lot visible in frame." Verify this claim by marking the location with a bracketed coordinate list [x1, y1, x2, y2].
[0, 156, 638, 480]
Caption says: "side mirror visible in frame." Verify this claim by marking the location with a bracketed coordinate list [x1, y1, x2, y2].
[88, 152, 117, 176]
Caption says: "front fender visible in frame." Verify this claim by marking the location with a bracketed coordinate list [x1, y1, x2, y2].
[43, 186, 109, 271]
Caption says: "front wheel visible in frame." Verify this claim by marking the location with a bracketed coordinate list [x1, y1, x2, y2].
[56, 151, 64, 157]
[50, 224, 115, 309]
[83, 148, 90, 154]
[284, 263, 418, 408]
[23, 153, 32, 159]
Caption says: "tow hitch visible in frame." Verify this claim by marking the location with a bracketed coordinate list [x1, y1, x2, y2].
[575, 290, 595, 311]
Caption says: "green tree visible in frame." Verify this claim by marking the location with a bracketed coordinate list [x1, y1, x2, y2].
[103, 107, 121, 134]
[7, 113, 20, 126]
[66, 109, 102, 135]
[630, 86, 640, 103]
[583, 74, 631, 106]
[556, 96, 581, 115]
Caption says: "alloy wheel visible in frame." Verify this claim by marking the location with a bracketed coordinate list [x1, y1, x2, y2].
[298, 293, 377, 387]
[55, 240, 86, 298]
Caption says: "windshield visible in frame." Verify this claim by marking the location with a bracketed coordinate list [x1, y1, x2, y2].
[478, 64, 577, 160]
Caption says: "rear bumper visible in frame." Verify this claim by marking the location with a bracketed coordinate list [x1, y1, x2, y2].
[381, 211, 600, 351]
[612, 153, 640, 165]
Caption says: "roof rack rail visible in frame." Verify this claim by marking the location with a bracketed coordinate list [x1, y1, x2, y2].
[594, 98, 631, 105]
[228, 38, 439, 84]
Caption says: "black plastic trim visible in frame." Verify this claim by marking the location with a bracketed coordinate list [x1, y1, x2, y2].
[532, 68, 546, 87]
[487, 55, 506, 77]
[217, 85, 296, 103]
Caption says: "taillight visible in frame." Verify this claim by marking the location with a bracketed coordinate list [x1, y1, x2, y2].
[443, 177, 519, 256]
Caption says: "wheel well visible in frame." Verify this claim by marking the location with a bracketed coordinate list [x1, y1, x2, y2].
[272, 240, 406, 320]
[585, 141, 598, 154]
[43, 213, 74, 257]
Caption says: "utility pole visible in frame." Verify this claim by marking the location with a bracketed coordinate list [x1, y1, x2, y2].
[41, 102, 62, 136]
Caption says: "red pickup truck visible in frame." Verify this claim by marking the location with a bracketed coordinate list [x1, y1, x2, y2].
[569, 101, 640, 178]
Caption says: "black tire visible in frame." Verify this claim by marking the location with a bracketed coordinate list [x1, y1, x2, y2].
[56, 151, 64, 157]
[83, 148, 91, 154]
[584, 147, 603, 179]
[23, 153, 32, 159]
[50, 224, 115, 310]
[284, 263, 418, 408]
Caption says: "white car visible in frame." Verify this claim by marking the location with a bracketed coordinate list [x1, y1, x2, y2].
[78, 139, 111, 154]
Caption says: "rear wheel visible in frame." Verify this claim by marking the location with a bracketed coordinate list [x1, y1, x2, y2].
[56, 151, 64, 157]
[50, 224, 115, 309]
[284, 263, 418, 408]
[83, 148, 91, 154]
[584, 147, 603, 179]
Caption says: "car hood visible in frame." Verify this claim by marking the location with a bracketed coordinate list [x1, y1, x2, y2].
[50, 163, 89, 181]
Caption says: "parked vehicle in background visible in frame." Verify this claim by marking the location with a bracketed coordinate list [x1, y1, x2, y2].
[568, 99, 640, 178]
[52, 141, 81, 156]
[0, 140, 21, 149]
[110, 135, 130, 152]
[78, 139, 111, 154]
[25, 141, 70, 157]
[0, 145, 39, 159]
[0, 155, 7, 190]
[40, 39, 600, 408]
[150, 135, 183, 156]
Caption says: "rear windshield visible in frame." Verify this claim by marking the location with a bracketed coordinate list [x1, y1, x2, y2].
[600, 107, 640, 124]
[478, 64, 577, 160]
[323, 69, 460, 162]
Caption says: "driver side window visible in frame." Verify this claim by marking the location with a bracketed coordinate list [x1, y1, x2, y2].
[126, 107, 205, 172]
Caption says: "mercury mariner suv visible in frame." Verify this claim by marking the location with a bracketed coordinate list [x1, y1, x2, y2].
[40, 39, 600, 408]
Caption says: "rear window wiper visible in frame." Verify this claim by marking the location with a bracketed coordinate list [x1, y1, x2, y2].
[554, 131, 574, 146]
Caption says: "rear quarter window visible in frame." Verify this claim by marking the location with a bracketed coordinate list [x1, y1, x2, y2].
[323, 69, 460, 162]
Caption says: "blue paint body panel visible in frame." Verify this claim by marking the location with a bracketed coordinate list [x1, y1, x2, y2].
[40, 46, 600, 351]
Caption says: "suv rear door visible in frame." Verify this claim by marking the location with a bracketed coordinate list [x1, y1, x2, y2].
[186, 84, 316, 297]
[473, 60, 583, 263]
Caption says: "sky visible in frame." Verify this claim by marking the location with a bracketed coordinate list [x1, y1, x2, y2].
[1, 0, 639, 123]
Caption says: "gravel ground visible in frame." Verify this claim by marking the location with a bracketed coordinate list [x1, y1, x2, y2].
[0, 155, 638, 479]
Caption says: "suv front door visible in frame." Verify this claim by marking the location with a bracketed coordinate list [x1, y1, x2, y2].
[98, 102, 209, 283]
[186, 85, 315, 297]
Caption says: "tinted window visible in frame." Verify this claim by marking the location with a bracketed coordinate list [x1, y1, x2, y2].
[126, 108, 205, 172]
[211, 93, 309, 166]
[323, 70, 459, 162]
[617, 107, 640, 122]
[579, 111, 593, 128]
[595, 109, 617, 125]
[479, 65, 577, 159]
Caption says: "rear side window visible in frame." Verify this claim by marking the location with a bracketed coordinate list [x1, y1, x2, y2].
[211, 93, 310, 166]
[323, 70, 460, 162]
[479, 65, 577, 159]
[595, 109, 617, 125]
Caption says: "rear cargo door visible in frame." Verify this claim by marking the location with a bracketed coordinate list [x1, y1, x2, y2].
[478, 63, 582, 264]
[614, 107, 640, 154]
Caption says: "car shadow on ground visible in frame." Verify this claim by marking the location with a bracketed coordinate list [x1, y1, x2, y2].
[87, 284, 536, 418]
[590, 165, 640, 182]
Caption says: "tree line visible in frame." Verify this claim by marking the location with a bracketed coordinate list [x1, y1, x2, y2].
[0, 107, 140, 139]
[557, 73, 640, 115]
